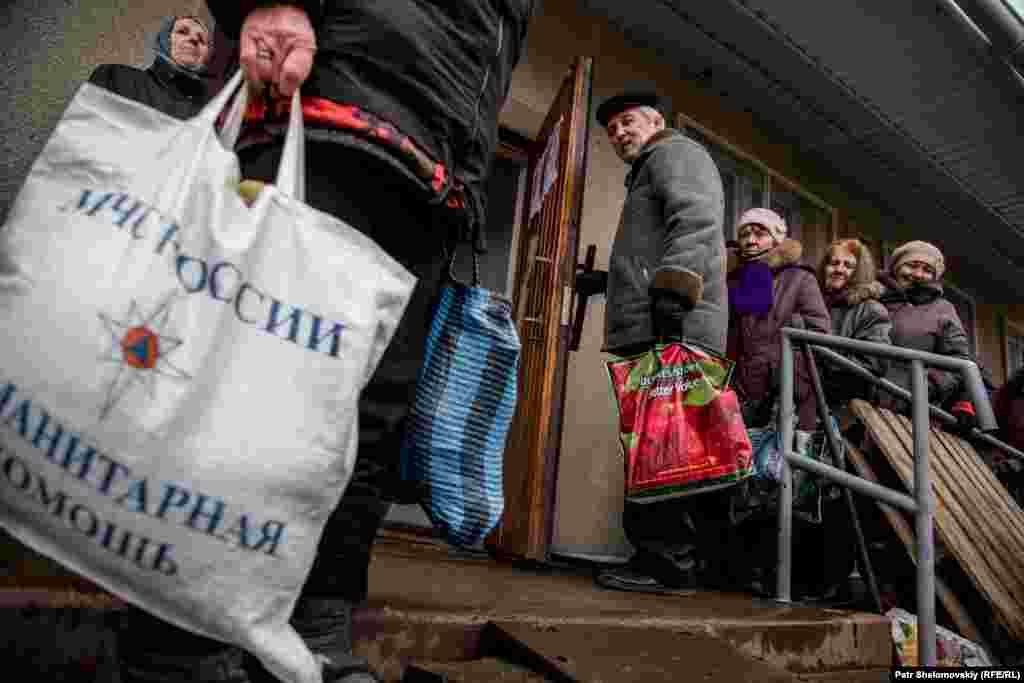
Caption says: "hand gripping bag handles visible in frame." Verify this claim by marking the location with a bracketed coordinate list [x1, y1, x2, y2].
[0, 71, 415, 683]
[399, 248, 520, 547]
[606, 342, 753, 503]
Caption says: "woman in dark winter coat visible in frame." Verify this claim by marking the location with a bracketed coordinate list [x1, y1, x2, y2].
[878, 241, 980, 426]
[727, 208, 831, 431]
[89, 16, 213, 120]
[816, 238, 892, 407]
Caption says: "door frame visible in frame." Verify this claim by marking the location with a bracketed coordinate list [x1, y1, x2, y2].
[488, 57, 594, 562]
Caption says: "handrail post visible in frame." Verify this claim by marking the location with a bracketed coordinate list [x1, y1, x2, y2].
[776, 332, 794, 602]
[963, 362, 998, 431]
[912, 359, 937, 666]
[766, 329, 997, 661]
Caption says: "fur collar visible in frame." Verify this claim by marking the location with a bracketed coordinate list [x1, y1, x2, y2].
[645, 128, 676, 147]
[625, 129, 683, 186]
[829, 281, 884, 306]
[728, 238, 803, 274]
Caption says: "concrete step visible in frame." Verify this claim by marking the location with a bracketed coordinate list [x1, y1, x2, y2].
[353, 534, 893, 681]
[0, 529, 895, 682]
[392, 660, 892, 683]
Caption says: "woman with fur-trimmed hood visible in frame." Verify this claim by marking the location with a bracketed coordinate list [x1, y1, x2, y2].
[726, 208, 831, 430]
[816, 239, 892, 406]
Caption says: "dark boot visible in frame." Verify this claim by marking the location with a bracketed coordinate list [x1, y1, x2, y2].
[116, 608, 249, 683]
[595, 548, 699, 595]
[245, 598, 379, 683]
[120, 648, 249, 683]
[293, 598, 379, 683]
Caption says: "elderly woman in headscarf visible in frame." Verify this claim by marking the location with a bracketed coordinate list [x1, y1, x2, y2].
[878, 240, 986, 430]
[816, 238, 892, 408]
[88, 15, 213, 120]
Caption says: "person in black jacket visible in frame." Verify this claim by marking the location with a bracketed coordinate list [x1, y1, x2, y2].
[88, 16, 213, 120]
[114, 3, 535, 682]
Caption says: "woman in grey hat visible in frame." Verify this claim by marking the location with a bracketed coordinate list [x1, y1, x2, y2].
[878, 240, 985, 427]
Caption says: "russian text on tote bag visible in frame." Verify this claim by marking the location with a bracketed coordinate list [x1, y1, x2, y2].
[0, 72, 415, 683]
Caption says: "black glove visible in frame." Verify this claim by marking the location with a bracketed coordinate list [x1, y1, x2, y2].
[651, 291, 686, 339]
[574, 269, 608, 298]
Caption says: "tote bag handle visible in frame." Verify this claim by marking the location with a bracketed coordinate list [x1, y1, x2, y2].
[196, 70, 306, 203]
[443, 243, 481, 288]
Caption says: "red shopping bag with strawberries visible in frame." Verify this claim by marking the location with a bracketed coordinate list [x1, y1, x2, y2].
[606, 343, 753, 503]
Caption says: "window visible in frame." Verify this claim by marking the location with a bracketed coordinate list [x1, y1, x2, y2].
[683, 125, 764, 241]
[1007, 320, 1024, 380]
[678, 113, 836, 262]
[769, 184, 833, 263]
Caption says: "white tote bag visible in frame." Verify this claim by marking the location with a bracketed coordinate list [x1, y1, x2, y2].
[0, 72, 415, 683]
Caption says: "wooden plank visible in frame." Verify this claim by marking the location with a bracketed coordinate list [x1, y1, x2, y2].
[879, 411, 1024, 598]
[872, 409, 1024, 638]
[850, 400, 1024, 640]
[854, 404, 994, 581]
[845, 441, 984, 643]
[933, 429, 1024, 564]
[883, 412, 1024, 614]
[934, 429, 1024, 554]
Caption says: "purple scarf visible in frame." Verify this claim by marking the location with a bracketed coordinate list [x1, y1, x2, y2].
[729, 261, 774, 315]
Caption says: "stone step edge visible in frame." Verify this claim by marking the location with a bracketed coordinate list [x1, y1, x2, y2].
[352, 605, 893, 673]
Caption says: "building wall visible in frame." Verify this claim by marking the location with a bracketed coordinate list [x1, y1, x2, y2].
[0, 1, 210, 224]
[504, 0, 1018, 559]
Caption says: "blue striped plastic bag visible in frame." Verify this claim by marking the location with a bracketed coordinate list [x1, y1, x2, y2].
[399, 255, 520, 547]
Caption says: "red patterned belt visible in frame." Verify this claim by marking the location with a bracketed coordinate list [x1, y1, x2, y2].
[243, 96, 466, 210]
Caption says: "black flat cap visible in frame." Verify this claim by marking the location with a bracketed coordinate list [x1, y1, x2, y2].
[595, 91, 663, 126]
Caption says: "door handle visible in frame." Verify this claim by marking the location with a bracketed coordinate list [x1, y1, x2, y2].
[569, 244, 598, 352]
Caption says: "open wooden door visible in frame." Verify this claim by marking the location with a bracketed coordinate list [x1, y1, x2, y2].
[488, 58, 593, 561]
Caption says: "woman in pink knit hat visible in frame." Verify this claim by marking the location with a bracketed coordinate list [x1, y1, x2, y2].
[726, 207, 831, 431]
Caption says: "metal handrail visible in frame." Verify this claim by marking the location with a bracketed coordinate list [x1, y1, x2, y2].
[812, 345, 1024, 462]
[777, 327, 999, 667]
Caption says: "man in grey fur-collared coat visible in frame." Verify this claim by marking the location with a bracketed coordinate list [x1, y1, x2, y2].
[577, 92, 736, 596]
[579, 93, 728, 356]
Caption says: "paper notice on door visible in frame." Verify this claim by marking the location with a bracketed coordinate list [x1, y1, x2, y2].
[542, 121, 562, 198]
[528, 117, 564, 222]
